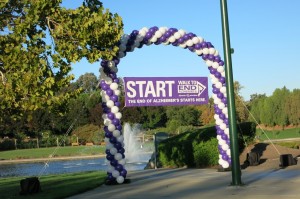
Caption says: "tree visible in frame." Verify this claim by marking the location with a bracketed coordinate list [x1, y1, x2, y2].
[75, 73, 98, 93]
[0, 0, 123, 133]
[234, 81, 248, 122]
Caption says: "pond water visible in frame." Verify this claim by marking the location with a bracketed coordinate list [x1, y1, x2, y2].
[0, 153, 152, 178]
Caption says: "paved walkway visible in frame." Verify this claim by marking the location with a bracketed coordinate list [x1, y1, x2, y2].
[68, 162, 300, 199]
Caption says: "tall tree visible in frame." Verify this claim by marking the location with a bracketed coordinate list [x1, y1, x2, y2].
[0, 0, 123, 133]
[234, 81, 248, 122]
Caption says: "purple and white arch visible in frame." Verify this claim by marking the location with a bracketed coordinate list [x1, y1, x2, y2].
[99, 26, 231, 184]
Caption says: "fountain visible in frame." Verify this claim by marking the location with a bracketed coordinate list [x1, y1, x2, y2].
[123, 123, 150, 164]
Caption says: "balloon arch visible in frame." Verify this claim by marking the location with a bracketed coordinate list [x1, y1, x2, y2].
[99, 26, 231, 184]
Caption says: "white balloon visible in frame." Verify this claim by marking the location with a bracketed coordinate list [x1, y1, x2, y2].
[111, 106, 119, 113]
[220, 86, 226, 94]
[218, 159, 224, 165]
[217, 66, 224, 73]
[220, 123, 227, 130]
[205, 60, 213, 66]
[178, 29, 186, 36]
[119, 44, 126, 52]
[192, 37, 200, 44]
[218, 139, 226, 145]
[104, 137, 110, 143]
[168, 36, 176, 43]
[111, 67, 118, 73]
[195, 49, 203, 55]
[214, 114, 220, 120]
[197, 36, 204, 42]
[174, 32, 181, 39]
[150, 37, 157, 43]
[113, 130, 121, 137]
[214, 50, 219, 56]
[226, 149, 231, 156]
[159, 27, 167, 34]
[209, 48, 216, 55]
[110, 147, 117, 155]
[112, 170, 120, 177]
[136, 35, 144, 42]
[102, 114, 108, 120]
[154, 31, 162, 38]
[221, 72, 226, 77]
[134, 41, 140, 48]
[224, 128, 229, 135]
[186, 40, 193, 47]
[179, 43, 186, 48]
[107, 165, 114, 173]
[114, 89, 121, 96]
[106, 143, 113, 150]
[212, 62, 219, 69]
[108, 124, 116, 132]
[117, 135, 124, 142]
[114, 153, 122, 160]
[116, 176, 124, 184]
[222, 161, 230, 168]
[221, 144, 229, 151]
[107, 61, 115, 68]
[202, 48, 209, 54]
[216, 119, 222, 126]
[214, 98, 221, 105]
[104, 78, 113, 84]
[215, 82, 222, 89]
[106, 100, 114, 108]
[118, 51, 125, 58]
[115, 112, 122, 119]
[118, 158, 126, 165]
[110, 83, 118, 90]
[104, 119, 111, 126]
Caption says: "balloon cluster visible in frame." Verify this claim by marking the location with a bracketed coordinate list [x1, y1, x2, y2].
[100, 26, 231, 184]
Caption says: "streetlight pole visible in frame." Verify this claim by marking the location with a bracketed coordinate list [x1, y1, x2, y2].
[220, 0, 242, 185]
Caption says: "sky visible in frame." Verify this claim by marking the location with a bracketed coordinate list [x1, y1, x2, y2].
[63, 0, 300, 101]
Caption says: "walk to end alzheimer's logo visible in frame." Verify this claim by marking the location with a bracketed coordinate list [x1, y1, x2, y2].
[124, 77, 208, 107]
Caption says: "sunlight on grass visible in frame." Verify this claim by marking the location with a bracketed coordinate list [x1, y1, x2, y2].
[0, 171, 106, 199]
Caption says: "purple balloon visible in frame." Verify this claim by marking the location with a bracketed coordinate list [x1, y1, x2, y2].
[110, 159, 118, 167]
[212, 87, 220, 94]
[217, 129, 223, 135]
[224, 118, 229, 125]
[113, 78, 119, 83]
[113, 58, 120, 65]
[221, 97, 227, 104]
[110, 95, 118, 102]
[114, 141, 122, 148]
[219, 77, 226, 84]
[120, 169, 127, 177]
[115, 101, 121, 107]
[159, 35, 167, 42]
[208, 54, 215, 61]
[105, 149, 111, 155]
[221, 134, 228, 140]
[209, 68, 217, 75]
[188, 46, 194, 52]
[101, 61, 107, 67]
[169, 28, 178, 34]
[103, 107, 110, 114]
[116, 125, 122, 131]
[116, 164, 123, 172]
[183, 34, 190, 41]
[215, 72, 221, 78]
[222, 154, 229, 161]
[217, 92, 224, 99]
[215, 107, 221, 114]
[218, 61, 224, 66]
[201, 42, 208, 48]
[177, 37, 184, 44]
[106, 154, 114, 161]
[207, 42, 213, 48]
[118, 148, 125, 154]
[202, 54, 209, 60]
[194, 43, 202, 50]
[145, 32, 153, 40]
[101, 84, 109, 90]
[109, 137, 117, 144]
[214, 56, 221, 62]
[112, 119, 120, 126]
[105, 132, 112, 138]
[164, 31, 172, 38]
[106, 89, 113, 96]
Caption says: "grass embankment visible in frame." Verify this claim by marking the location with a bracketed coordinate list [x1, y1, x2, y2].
[0, 146, 106, 160]
[0, 171, 106, 199]
[257, 127, 300, 140]
[256, 127, 300, 149]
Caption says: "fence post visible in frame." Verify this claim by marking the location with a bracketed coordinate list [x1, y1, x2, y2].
[37, 138, 39, 148]
[14, 138, 17, 149]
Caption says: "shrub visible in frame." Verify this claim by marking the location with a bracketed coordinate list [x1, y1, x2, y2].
[193, 138, 219, 167]
[71, 124, 104, 145]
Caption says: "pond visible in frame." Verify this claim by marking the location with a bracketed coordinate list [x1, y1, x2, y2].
[0, 153, 152, 178]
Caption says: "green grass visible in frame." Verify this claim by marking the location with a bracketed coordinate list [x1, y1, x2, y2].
[0, 146, 105, 160]
[256, 127, 300, 140]
[0, 171, 106, 199]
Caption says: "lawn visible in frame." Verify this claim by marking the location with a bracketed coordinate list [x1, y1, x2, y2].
[256, 127, 300, 140]
[0, 145, 106, 160]
[0, 171, 106, 199]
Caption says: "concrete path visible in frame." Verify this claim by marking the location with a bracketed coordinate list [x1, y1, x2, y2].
[68, 163, 300, 199]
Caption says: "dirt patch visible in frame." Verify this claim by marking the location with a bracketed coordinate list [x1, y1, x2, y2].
[239, 142, 300, 170]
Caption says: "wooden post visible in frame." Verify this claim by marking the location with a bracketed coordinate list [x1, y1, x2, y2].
[37, 138, 39, 148]
[14, 138, 17, 149]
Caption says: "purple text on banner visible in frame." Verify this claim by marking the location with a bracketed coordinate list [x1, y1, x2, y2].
[123, 77, 209, 107]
